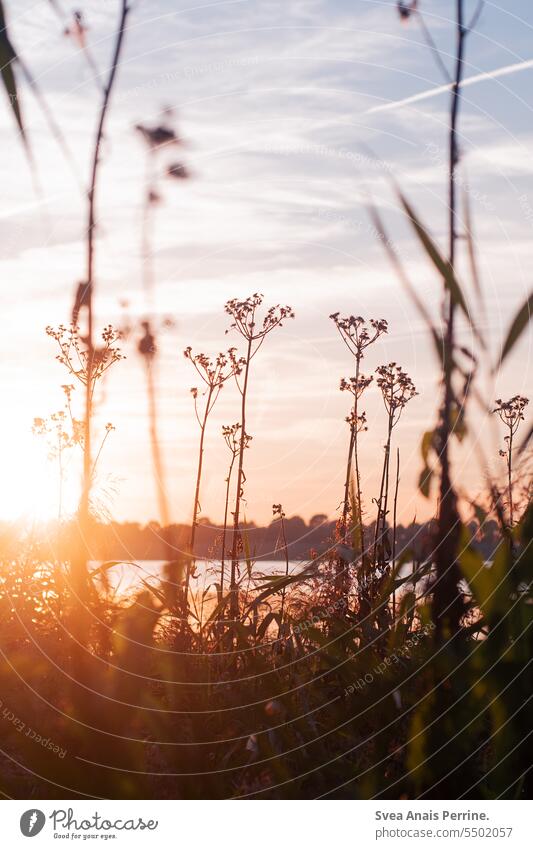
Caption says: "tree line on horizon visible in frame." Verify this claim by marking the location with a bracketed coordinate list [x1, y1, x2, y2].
[0, 514, 505, 564]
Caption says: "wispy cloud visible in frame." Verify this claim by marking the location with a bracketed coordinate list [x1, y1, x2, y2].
[367, 56, 533, 115]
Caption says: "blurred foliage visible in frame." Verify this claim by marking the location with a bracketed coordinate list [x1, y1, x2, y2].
[0, 502, 530, 799]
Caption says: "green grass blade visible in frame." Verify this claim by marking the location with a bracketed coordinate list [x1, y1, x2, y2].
[497, 290, 533, 368]
[396, 187, 485, 349]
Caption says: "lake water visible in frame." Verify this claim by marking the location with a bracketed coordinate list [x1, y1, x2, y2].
[90, 559, 302, 599]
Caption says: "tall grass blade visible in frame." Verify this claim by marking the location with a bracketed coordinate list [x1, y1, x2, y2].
[396, 186, 485, 349]
[0, 2, 25, 141]
[496, 290, 533, 368]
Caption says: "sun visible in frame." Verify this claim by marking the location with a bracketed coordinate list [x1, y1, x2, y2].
[0, 425, 80, 523]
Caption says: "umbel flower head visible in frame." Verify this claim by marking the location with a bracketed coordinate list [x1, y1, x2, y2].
[493, 395, 529, 431]
[330, 313, 388, 359]
[493, 395, 529, 459]
[345, 410, 368, 433]
[376, 362, 417, 423]
[225, 293, 294, 342]
[46, 323, 124, 387]
[222, 423, 251, 456]
[339, 374, 373, 399]
[184, 347, 245, 389]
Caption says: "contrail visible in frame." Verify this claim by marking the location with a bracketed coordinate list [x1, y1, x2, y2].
[368, 56, 533, 114]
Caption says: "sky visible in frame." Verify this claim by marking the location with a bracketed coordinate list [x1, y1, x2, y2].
[0, 0, 532, 528]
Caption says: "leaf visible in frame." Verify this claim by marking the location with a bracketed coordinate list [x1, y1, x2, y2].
[234, 621, 252, 649]
[407, 701, 429, 781]
[256, 611, 280, 640]
[420, 430, 434, 465]
[519, 421, 533, 454]
[450, 403, 467, 442]
[515, 503, 533, 586]
[140, 579, 166, 607]
[497, 290, 533, 368]
[247, 565, 318, 613]
[397, 190, 464, 306]
[399, 590, 416, 622]
[241, 521, 254, 580]
[372, 551, 429, 611]
[202, 582, 216, 600]
[205, 591, 231, 626]
[396, 187, 484, 348]
[0, 2, 25, 140]
[113, 590, 160, 642]
[89, 560, 139, 579]
[462, 185, 485, 321]
[472, 502, 488, 527]
[458, 530, 510, 622]
[418, 466, 433, 498]
[349, 478, 362, 553]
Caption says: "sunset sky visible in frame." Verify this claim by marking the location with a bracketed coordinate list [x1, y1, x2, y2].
[1, 0, 531, 528]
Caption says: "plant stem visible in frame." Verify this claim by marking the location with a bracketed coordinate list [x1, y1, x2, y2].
[382, 423, 393, 543]
[278, 514, 290, 635]
[353, 381, 365, 559]
[230, 336, 253, 622]
[392, 447, 400, 620]
[142, 152, 156, 306]
[508, 427, 513, 527]
[186, 388, 213, 605]
[341, 426, 355, 532]
[433, 0, 465, 639]
[144, 357, 170, 529]
[340, 356, 363, 597]
[57, 432, 63, 525]
[138, 144, 175, 606]
[221, 450, 236, 598]
[374, 410, 393, 572]
[77, 0, 129, 602]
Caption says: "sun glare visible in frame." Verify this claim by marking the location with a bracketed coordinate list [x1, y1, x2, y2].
[0, 427, 80, 523]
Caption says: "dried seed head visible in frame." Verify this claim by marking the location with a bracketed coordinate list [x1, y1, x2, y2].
[225, 293, 294, 342]
[184, 346, 244, 391]
[330, 313, 388, 360]
[135, 123, 180, 150]
[397, 1, 417, 22]
[345, 410, 368, 433]
[493, 395, 529, 433]
[339, 374, 373, 399]
[376, 362, 417, 423]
